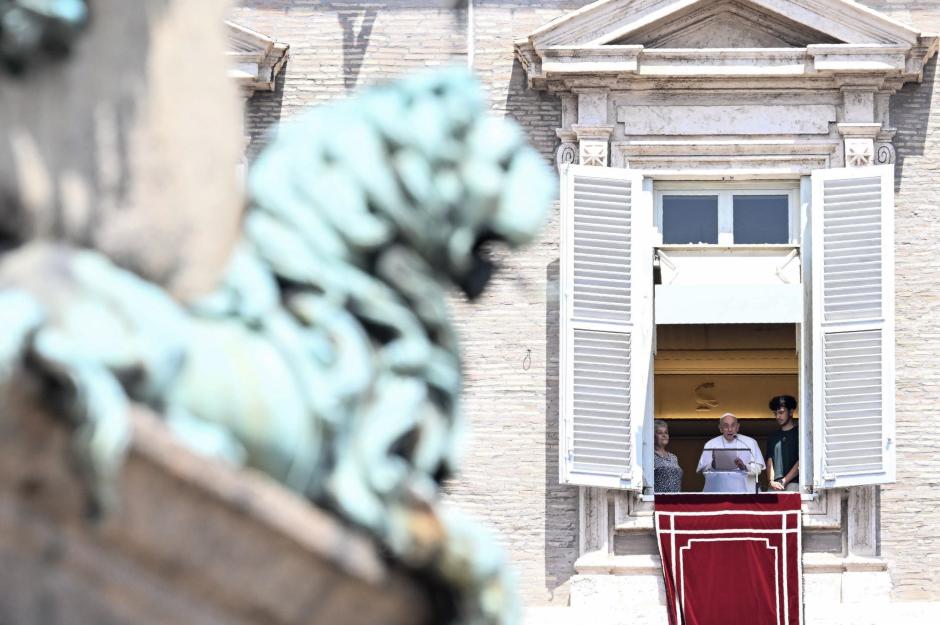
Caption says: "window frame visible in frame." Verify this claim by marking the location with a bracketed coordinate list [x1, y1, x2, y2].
[654, 181, 801, 247]
[646, 178, 806, 495]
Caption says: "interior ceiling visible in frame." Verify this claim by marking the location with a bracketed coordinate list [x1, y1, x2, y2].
[657, 324, 797, 350]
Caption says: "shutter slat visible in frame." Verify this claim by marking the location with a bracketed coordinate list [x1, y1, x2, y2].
[574, 416, 631, 427]
[570, 408, 629, 419]
[575, 260, 630, 271]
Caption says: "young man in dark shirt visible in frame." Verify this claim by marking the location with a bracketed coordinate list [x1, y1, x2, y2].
[766, 395, 799, 491]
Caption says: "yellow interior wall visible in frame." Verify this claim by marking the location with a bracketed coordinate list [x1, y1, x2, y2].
[655, 324, 798, 420]
[655, 373, 798, 420]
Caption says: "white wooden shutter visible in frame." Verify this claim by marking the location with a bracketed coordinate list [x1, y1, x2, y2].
[559, 165, 651, 490]
[811, 165, 895, 488]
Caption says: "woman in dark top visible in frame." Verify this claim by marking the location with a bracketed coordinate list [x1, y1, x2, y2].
[654, 419, 683, 493]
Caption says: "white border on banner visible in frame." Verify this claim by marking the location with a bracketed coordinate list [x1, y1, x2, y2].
[654, 506, 803, 625]
[678, 537, 780, 625]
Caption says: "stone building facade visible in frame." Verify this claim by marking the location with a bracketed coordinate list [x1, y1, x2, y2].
[230, 1, 940, 622]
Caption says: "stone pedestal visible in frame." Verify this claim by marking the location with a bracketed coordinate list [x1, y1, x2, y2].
[569, 555, 668, 625]
[0, 395, 431, 625]
[566, 551, 897, 623]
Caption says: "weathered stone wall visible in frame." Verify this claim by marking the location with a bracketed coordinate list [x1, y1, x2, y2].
[858, 0, 940, 604]
[231, 0, 940, 607]
[230, 1, 467, 161]
[229, 0, 589, 607]
[448, 2, 588, 608]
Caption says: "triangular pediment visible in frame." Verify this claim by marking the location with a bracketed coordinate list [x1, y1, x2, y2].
[226, 21, 283, 58]
[609, 0, 842, 48]
[527, 0, 920, 48]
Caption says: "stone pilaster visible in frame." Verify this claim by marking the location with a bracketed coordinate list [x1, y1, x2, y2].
[874, 90, 897, 164]
[837, 86, 880, 168]
[578, 487, 610, 556]
[875, 130, 897, 165]
[842, 486, 891, 603]
[848, 485, 878, 557]
[573, 90, 612, 167]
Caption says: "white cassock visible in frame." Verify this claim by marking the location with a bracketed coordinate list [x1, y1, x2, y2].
[696, 434, 765, 493]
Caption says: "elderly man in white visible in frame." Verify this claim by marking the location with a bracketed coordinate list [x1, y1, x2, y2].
[697, 413, 765, 493]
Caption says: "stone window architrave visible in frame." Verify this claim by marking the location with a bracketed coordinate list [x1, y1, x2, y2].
[517, 0, 939, 563]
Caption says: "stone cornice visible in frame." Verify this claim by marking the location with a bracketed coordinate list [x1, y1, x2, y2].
[520, 41, 938, 91]
[515, 0, 939, 91]
[226, 20, 289, 94]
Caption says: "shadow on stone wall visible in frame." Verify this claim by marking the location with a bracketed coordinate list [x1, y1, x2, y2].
[506, 59, 563, 165]
[544, 257, 579, 602]
[892, 55, 935, 191]
[505, 53, 577, 600]
[246, 64, 288, 162]
[339, 9, 377, 92]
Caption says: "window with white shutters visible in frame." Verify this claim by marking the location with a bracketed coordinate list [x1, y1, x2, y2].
[560, 166, 652, 490]
[557, 164, 896, 493]
[810, 165, 895, 488]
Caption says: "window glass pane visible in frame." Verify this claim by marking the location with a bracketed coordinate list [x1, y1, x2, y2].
[662, 195, 718, 244]
[733, 195, 789, 244]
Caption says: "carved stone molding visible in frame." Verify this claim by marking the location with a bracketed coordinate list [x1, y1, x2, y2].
[845, 138, 875, 167]
[573, 125, 613, 168]
[556, 128, 579, 168]
[875, 126, 898, 165]
[611, 138, 837, 172]
[837, 123, 880, 168]
[572, 125, 614, 141]
[557, 142, 579, 167]
[875, 142, 896, 165]
[580, 141, 608, 167]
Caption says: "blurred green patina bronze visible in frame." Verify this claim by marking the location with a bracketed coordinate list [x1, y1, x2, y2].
[0, 69, 553, 625]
